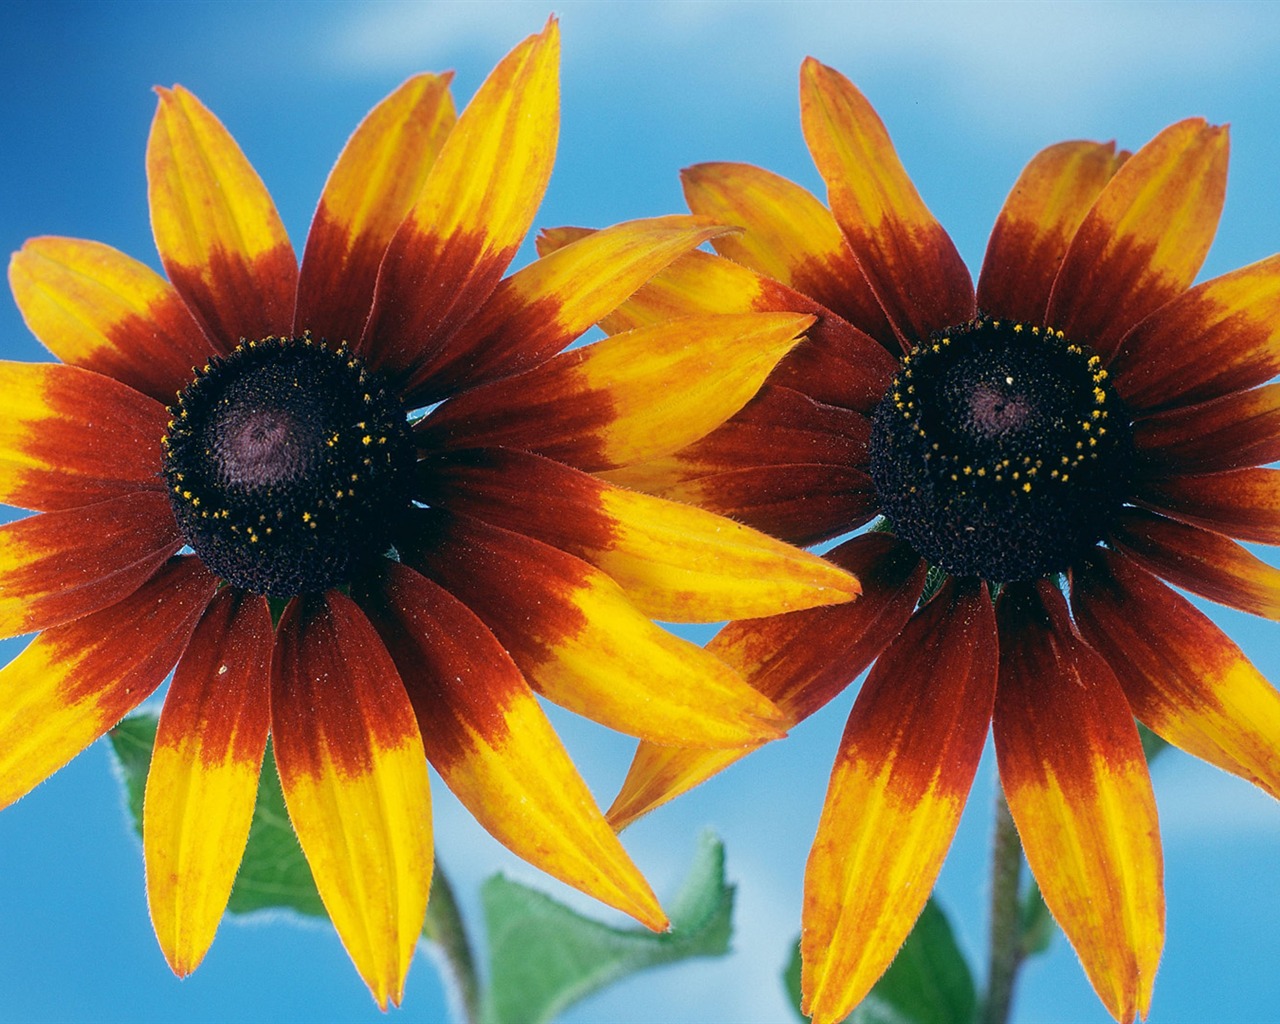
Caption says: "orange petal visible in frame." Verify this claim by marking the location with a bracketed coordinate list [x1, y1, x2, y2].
[681, 162, 898, 349]
[271, 591, 433, 1009]
[1072, 550, 1280, 801]
[0, 556, 216, 810]
[601, 384, 875, 547]
[295, 73, 456, 346]
[145, 589, 273, 975]
[608, 533, 926, 830]
[420, 446, 859, 622]
[801, 578, 997, 1024]
[1137, 466, 1280, 544]
[1047, 119, 1228, 359]
[0, 361, 169, 512]
[148, 86, 297, 347]
[977, 141, 1125, 324]
[9, 236, 218, 402]
[1134, 382, 1280, 474]
[1112, 254, 1280, 411]
[417, 311, 812, 472]
[359, 21, 559, 380]
[404, 508, 785, 748]
[1111, 508, 1280, 620]
[994, 581, 1163, 1023]
[402, 215, 731, 403]
[799, 58, 974, 344]
[359, 562, 666, 930]
[535, 237, 900, 415]
[0, 491, 181, 639]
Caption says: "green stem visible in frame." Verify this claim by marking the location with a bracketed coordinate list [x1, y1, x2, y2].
[423, 860, 482, 1024]
[982, 790, 1024, 1024]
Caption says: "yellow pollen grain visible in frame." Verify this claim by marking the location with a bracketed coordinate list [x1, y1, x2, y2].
[362, 435, 373, 446]
[1023, 482, 1032, 492]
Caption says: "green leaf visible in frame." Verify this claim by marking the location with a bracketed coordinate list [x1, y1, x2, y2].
[1018, 878, 1056, 958]
[107, 713, 158, 828]
[481, 830, 734, 1024]
[782, 897, 977, 1024]
[1138, 721, 1170, 763]
[107, 711, 326, 920]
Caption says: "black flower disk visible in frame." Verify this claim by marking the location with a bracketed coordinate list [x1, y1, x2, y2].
[162, 335, 417, 597]
[869, 317, 1134, 581]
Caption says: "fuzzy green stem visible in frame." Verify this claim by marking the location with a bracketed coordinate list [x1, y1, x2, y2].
[982, 790, 1024, 1024]
[423, 861, 481, 1024]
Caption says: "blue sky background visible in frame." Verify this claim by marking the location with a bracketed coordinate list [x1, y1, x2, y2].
[3, 1, 1280, 1021]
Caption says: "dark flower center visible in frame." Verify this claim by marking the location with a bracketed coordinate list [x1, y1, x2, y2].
[162, 335, 416, 596]
[868, 316, 1134, 582]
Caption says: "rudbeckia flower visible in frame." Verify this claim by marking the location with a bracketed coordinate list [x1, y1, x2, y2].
[546, 60, 1280, 1022]
[0, 24, 861, 1007]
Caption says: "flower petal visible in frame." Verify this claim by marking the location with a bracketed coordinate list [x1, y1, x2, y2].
[1134, 382, 1280, 474]
[1046, 119, 1228, 359]
[535, 233, 900, 414]
[144, 589, 272, 976]
[1137, 466, 1280, 544]
[295, 73, 457, 346]
[0, 491, 181, 639]
[681, 162, 898, 349]
[9, 236, 218, 402]
[419, 446, 859, 622]
[1111, 254, 1280, 410]
[0, 361, 169, 511]
[799, 58, 974, 344]
[402, 215, 731, 403]
[416, 312, 813, 472]
[602, 384, 876, 546]
[148, 86, 297, 347]
[359, 21, 559, 379]
[994, 581, 1163, 1023]
[1072, 550, 1280, 801]
[801, 578, 997, 1024]
[271, 592, 433, 1010]
[404, 508, 785, 748]
[1111, 508, 1280, 620]
[358, 562, 666, 930]
[0, 556, 216, 810]
[607, 461, 876, 549]
[977, 141, 1125, 324]
[608, 533, 926, 830]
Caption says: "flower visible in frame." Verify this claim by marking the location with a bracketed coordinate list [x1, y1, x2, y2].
[0, 24, 861, 1007]
[552, 60, 1280, 1022]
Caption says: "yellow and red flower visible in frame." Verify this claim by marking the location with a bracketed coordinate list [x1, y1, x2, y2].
[554, 60, 1280, 1022]
[0, 23, 861, 1006]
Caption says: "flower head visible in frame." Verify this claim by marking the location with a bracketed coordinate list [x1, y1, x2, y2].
[570, 60, 1280, 1022]
[0, 24, 860, 1006]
